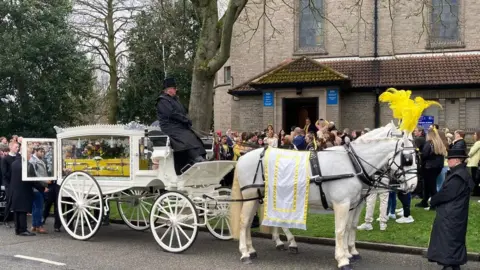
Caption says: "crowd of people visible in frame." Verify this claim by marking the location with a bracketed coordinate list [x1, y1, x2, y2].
[1, 135, 60, 236]
[212, 118, 371, 162]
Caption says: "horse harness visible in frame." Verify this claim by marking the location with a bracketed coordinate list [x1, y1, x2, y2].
[233, 140, 417, 210]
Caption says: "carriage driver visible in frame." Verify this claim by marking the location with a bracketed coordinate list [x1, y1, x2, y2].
[156, 77, 207, 164]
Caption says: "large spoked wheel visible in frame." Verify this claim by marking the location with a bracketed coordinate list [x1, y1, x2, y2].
[117, 188, 159, 231]
[206, 188, 232, 240]
[57, 171, 104, 241]
[150, 191, 199, 253]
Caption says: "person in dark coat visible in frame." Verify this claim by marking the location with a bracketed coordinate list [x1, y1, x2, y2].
[155, 77, 206, 165]
[1, 142, 19, 228]
[427, 149, 474, 270]
[9, 155, 47, 236]
[413, 127, 426, 198]
[449, 130, 467, 154]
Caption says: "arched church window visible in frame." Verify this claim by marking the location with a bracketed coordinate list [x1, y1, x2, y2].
[297, 0, 324, 51]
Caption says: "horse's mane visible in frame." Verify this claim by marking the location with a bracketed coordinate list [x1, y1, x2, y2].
[353, 123, 414, 146]
[353, 123, 397, 144]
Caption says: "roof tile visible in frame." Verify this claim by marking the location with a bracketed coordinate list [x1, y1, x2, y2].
[229, 55, 480, 93]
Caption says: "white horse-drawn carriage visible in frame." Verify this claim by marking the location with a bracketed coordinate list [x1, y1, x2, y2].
[20, 122, 235, 252]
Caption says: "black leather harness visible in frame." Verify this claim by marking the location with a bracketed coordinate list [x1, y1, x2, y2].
[230, 141, 417, 210]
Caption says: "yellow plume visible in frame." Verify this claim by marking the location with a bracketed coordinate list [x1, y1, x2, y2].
[379, 88, 413, 120]
[379, 88, 442, 133]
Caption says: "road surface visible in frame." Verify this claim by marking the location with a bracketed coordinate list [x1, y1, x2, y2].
[0, 220, 478, 270]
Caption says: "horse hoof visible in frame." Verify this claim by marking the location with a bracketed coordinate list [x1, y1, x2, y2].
[350, 254, 361, 262]
[249, 252, 258, 259]
[339, 264, 353, 270]
[276, 244, 286, 250]
[288, 246, 299, 254]
[241, 257, 252, 264]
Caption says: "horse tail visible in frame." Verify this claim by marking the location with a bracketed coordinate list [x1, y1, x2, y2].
[230, 167, 242, 240]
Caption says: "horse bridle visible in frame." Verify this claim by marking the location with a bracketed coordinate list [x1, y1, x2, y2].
[352, 136, 418, 192]
[377, 139, 418, 191]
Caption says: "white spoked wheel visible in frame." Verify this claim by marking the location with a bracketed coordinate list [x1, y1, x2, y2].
[206, 188, 232, 240]
[57, 171, 104, 241]
[117, 188, 159, 231]
[150, 191, 198, 253]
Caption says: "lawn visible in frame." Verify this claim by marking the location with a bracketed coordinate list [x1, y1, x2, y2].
[285, 198, 480, 253]
[107, 198, 480, 253]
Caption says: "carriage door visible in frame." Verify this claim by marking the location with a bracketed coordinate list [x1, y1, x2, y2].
[20, 138, 58, 181]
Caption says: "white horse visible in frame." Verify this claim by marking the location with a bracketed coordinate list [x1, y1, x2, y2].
[229, 123, 418, 270]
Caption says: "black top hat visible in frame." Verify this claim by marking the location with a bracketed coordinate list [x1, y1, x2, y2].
[163, 77, 176, 89]
[446, 149, 468, 159]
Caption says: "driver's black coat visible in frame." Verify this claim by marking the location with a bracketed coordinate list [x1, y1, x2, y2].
[155, 93, 206, 155]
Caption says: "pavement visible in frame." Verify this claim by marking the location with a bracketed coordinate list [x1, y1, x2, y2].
[1, 219, 480, 270]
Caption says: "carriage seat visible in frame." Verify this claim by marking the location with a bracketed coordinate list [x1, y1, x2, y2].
[147, 130, 214, 159]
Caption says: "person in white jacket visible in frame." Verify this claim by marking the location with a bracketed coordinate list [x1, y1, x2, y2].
[357, 177, 391, 231]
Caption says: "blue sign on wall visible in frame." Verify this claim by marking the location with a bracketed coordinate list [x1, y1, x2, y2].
[263, 92, 273, 107]
[327, 89, 338, 105]
[418, 115, 434, 130]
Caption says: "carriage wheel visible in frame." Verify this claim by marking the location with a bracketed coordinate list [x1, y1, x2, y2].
[57, 171, 104, 241]
[117, 188, 159, 231]
[150, 191, 199, 253]
[206, 188, 232, 240]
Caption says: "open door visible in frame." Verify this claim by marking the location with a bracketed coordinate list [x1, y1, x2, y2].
[21, 138, 58, 181]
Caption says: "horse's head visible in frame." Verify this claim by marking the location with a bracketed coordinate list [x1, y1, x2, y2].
[387, 129, 418, 193]
[353, 122, 418, 193]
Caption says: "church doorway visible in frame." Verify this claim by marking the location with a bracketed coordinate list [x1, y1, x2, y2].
[282, 97, 319, 132]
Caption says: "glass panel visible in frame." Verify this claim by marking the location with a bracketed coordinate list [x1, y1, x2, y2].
[139, 137, 153, 171]
[61, 136, 130, 178]
[299, 0, 324, 48]
[22, 139, 57, 181]
[431, 0, 459, 42]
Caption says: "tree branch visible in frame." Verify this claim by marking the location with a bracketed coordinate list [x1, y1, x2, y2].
[207, 0, 248, 74]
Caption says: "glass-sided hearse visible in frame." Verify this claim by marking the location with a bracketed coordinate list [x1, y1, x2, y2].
[20, 122, 235, 252]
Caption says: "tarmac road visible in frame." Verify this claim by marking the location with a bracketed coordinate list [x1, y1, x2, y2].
[0, 220, 479, 270]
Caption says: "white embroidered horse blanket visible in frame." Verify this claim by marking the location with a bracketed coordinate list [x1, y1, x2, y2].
[261, 147, 311, 230]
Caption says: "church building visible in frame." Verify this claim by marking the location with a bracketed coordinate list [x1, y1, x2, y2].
[213, 0, 480, 133]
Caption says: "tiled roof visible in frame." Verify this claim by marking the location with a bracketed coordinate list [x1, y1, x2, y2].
[228, 57, 349, 94]
[229, 54, 480, 94]
[251, 57, 348, 85]
[320, 54, 480, 88]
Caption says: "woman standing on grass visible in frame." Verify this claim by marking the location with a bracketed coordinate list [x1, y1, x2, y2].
[467, 131, 480, 196]
[416, 128, 447, 210]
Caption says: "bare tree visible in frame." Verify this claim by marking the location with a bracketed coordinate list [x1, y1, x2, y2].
[71, 0, 144, 124]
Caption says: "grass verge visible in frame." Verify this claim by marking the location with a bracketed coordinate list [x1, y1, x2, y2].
[107, 198, 480, 253]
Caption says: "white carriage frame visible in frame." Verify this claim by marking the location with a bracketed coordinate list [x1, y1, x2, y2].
[21, 123, 227, 191]
[20, 123, 236, 251]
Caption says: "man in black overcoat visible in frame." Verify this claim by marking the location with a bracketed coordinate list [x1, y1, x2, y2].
[427, 149, 474, 270]
[156, 77, 206, 164]
[1, 142, 19, 228]
[10, 155, 47, 236]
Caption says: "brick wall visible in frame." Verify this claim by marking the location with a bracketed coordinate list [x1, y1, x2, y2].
[341, 92, 376, 130]
[380, 102, 394, 126]
[234, 95, 264, 132]
[214, 84, 233, 132]
[263, 106, 274, 129]
[445, 100, 460, 130]
[326, 104, 340, 128]
[466, 99, 480, 130]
